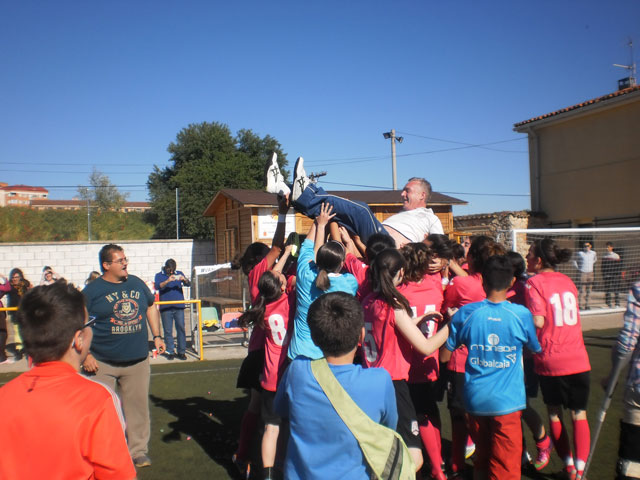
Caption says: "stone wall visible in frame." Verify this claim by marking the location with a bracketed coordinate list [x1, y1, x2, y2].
[0, 239, 216, 289]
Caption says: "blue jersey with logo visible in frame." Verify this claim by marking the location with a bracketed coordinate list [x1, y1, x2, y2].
[446, 299, 541, 416]
[83, 275, 155, 363]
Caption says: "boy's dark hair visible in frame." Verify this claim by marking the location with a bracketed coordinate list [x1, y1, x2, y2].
[231, 242, 270, 275]
[238, 271, 284, 329]
[365, 233, 396, 262]
[506, 251, 526, 279]
[399, 242, 433, 283]
[308, 292, 363, 357]
[530, 237, 572, 268]
[482, 255, 515, 292]
[315, 241, 346, 291]
[17, 280, 86, 364]
[468, 236, 505, 274]
[99, 244, 123, 273]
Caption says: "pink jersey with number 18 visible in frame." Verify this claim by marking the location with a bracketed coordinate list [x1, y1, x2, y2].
[525, 271, 590, 376]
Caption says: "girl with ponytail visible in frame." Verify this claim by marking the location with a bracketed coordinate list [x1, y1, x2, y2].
[525, 237, 591, 479]
[399, 243, 448, 480]
[362, 248, 449, 473]
[238, 245, 295, 480]
[288, 202, 358, 361]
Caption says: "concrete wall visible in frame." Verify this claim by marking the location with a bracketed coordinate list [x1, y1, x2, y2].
[0, 239, 216, 289]
[527, 93, 640, 225]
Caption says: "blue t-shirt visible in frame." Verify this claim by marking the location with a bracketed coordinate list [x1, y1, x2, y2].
[446, 299, 541, 416]
[274, 357, 397, 480]
[154, 270, 187, 311]
[83, 275, 155, 363]
[288, 240, 358, 360]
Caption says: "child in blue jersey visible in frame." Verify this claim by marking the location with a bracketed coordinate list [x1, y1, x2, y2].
[288, 203, 358, 360]
[445, 255, 541, 480]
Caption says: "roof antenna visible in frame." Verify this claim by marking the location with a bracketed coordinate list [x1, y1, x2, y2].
[613, 37, 636, 90]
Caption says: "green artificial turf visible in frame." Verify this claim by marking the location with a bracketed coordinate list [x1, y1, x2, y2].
[0, 329, 628, 479]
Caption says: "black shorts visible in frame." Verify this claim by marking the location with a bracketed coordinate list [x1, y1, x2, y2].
[236, 348, 265, 390]
[524, 357, 539, 398]
[446, 371, 466, 412]
[408, 381, 440, 419]
[261, 389, 281, 426]
[539, 372, 590, 411]
[393, 380, 421, 449]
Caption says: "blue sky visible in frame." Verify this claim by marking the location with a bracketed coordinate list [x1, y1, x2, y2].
[1, 1, 638, 215]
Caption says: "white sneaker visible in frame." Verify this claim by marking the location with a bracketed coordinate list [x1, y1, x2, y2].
[0, 358, 15, 365]
[264, 153, 291, 196]
[291, 156, 310, 202]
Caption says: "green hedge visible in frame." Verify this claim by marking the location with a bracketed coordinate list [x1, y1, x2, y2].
[0, 207, 155, 242]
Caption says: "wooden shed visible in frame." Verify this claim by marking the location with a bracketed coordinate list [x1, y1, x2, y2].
[202, 188, 466, 264]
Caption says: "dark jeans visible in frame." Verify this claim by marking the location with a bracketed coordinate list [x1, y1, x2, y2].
[293, 184, 386, 243]
[161, 308, 186, 354]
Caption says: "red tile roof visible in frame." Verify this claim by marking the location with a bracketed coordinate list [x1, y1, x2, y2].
[514, 85, 640, 128]
[0, 184, 48, 193]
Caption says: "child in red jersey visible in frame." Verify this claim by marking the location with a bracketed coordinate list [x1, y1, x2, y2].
[231, 195, 289, 476]
[362, 248, 449, 472]
[238, 245, 295, 480]
[399, 242, 447, 480]
[439, 236, 505, 477]
[525, 238, 591, 480]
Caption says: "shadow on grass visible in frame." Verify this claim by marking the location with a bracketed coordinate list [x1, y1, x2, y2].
[150, 393, 248, 479]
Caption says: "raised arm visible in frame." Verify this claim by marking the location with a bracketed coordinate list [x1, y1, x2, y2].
[314, 202, 336, 259]
[264, 195, 290, 269]
[395, 308, 450, 356]
[272, 244, 293, 274]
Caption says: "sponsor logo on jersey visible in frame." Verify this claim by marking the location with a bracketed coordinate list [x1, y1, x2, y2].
[468, 334, 517, 369]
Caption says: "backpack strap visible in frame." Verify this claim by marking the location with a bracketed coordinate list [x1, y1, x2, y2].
[310, 358, 415, 479]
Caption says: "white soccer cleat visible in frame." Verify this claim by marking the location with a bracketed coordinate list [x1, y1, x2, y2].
[264, 152, 291, 196]
[291, 156, 310, 202]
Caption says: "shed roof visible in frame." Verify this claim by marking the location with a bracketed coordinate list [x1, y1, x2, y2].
[203, 188, 466, 217]
[514, 85, 640, 129]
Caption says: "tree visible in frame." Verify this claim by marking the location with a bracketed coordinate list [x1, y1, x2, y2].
[147, 122, 288, 239]
[78, 168, 129, 212]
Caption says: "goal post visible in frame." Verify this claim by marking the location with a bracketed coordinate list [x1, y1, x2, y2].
[510, 227, 640, 312]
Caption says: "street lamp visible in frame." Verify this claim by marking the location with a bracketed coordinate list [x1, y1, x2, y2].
[382, 129, 403, 190]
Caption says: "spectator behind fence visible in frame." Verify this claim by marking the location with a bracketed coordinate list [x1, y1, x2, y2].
[574, 241, 597, 310]
[8, 268, 31, 360]
[81, 243, 166, 469]
[602, 242, 623, 308]
[0, 274, 11, 364]
[154, 259, 190, 360]
[39, 266, 60, 286]
[0, 281, 136, 479]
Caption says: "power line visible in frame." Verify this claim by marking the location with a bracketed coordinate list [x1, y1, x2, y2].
[320, 181, 530, 197]
[396, 132, 528, 153]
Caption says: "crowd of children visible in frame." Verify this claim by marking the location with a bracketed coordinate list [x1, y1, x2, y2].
[227, 158, 592, 480]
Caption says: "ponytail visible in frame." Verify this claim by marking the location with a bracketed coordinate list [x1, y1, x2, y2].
[238, 271, 283, 329]
[315, 241, 346, 292]
[369, 249, 412, 315]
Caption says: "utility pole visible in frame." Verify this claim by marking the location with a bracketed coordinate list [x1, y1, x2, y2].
[176, 187, 180, 240]
[382, 129, 404, 190]
[87, 199, 92, 241]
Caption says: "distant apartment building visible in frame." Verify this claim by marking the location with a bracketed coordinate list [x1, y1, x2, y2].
[30, 199, 151, 212]
[0, 182, 149, 212]
[0, 183, 48, 207]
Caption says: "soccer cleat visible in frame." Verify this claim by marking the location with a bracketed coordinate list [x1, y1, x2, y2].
[133, 454, 152, 467]
[522, 449, 533, 467]
[563, 466, 577, 480]
[464, 439, 475, 459]
[534, 435, 552, 471]
[232, 453, 251, 479]
[264, 152, 291, 197]
[291, 156, 310, 202]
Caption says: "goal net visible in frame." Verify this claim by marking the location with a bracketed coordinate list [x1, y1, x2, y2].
[510, 227, 640, 312]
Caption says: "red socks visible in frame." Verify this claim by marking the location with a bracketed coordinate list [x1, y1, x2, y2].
[549, 418, 572, 465]
[573, 418, 590, 473]
[235, 410, 259, 460]
[419, 420, 444, 476]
